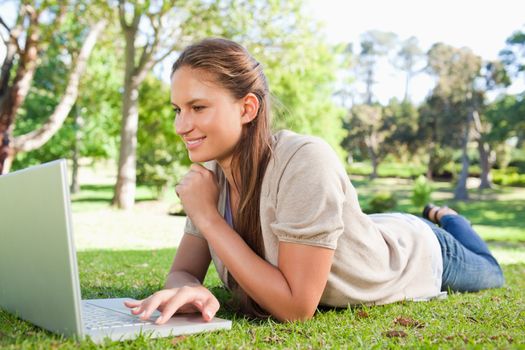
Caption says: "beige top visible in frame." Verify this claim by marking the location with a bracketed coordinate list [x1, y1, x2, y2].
[185, 130, 442, 306]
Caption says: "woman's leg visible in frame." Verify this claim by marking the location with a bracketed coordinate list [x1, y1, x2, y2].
[422, 217, 505, 292]
[439, 214, 499, 265]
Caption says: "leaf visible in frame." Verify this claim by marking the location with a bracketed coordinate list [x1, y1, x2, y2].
[171, 335, 187, 346]
[384, 330, 407, 338]
[394, 316, 425, 328]
[356, 310, 369, 318]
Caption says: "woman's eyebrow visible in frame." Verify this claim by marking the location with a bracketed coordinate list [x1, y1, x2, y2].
[171, 98, 207, 108]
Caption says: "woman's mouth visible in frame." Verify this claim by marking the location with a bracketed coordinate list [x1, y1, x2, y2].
[185, 137, 206, 150]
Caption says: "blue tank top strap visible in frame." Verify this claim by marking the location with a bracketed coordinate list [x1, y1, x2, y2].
[224, 182, 234, 227]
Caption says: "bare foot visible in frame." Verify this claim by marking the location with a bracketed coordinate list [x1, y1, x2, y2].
[428, 206, 458, 224]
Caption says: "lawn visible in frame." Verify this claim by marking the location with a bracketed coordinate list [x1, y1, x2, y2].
[1, 175, 524, 349]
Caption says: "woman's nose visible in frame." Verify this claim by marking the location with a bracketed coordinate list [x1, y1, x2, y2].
[174, 111, 193, 135]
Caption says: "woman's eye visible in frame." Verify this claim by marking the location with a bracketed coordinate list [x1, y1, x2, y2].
[173, 107, 181, 115]
[193, 105, 206, 112]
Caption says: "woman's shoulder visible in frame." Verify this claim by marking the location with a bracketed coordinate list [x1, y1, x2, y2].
[267, 130, 347, 186]
[272, 130, 339, 164]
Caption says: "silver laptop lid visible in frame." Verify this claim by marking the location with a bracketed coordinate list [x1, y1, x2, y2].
[0, 159, 83, 338]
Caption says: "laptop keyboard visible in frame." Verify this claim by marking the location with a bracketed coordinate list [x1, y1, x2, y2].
[83, 302, 153, 330]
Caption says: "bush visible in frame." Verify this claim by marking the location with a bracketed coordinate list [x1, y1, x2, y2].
[367, 191, 397, 213]
[492, 169, 525, 187]
[411, 175, 432, 208]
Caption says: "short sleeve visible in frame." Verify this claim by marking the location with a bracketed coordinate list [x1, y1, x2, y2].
[184, 216, 205, 239]
[269, 140, 347, 249]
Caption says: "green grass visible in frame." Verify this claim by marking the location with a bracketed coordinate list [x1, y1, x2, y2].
[70, 184, 179, 213]
[2, 175, 524, 348]
[0, 249, 523, 349]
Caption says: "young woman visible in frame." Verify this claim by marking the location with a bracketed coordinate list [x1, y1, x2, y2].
[124, 38, 504, 323]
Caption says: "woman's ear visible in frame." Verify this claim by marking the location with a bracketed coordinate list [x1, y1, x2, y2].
[240, 93, 259, 125]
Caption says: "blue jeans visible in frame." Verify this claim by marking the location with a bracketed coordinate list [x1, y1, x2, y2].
[422, 215, 505, 292]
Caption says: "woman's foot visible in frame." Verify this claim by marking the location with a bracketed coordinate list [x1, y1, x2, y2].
[422, 204, 458, 225]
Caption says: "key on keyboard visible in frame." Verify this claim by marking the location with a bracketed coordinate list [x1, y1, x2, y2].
[83, 302, 153, 330]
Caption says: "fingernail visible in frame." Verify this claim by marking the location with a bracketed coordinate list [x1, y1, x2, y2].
[206, 310, 213, 319]
[156, 316, 163, 324]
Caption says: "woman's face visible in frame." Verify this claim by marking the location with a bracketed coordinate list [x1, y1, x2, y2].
[171, 66, 245, 165]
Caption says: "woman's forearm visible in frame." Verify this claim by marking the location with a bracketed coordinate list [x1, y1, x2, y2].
[198, 214, 309, 321]
[164, 270, 202, 289]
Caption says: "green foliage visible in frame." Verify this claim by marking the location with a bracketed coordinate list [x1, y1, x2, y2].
[347, 161, 426, 179]
[411, 175, 432, 208]
[226, 0, 347, 159]
[366, 191, 398, 213]
[485, 93, 525, 149]
[136, 76, 189, 195]
[428, 146, 455, 178]
[492, 168, 525, 187]
[499, 26, 525, 80]
[11, 17, 123, 171]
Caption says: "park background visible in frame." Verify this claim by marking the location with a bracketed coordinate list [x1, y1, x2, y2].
[0, 0, 524, 348]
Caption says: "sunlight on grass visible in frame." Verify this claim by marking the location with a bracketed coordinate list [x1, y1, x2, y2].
[491, 246, 525, 265]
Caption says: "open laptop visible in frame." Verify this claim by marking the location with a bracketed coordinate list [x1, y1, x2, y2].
[0, 159, 231, 343]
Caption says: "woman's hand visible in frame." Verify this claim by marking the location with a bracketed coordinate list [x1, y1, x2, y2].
[123, 285, 220, 324]
[175, 164, 221, 230]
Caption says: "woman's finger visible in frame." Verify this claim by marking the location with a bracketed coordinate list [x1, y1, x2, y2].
[124, 299, 144, 315]
[124, 299, 142, 308]
[201, 296, 220, 321]
[155, 287, 201, 324]
[140, 295, 164, 320]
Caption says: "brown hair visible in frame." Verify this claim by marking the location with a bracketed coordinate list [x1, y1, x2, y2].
[171, 38, 273, 317]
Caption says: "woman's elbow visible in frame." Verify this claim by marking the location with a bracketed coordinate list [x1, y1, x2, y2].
[275, 304, 316, 322]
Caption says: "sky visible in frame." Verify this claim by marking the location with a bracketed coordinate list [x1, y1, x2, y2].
[1, 0, 524, 105]
[305, 0, 525, 104]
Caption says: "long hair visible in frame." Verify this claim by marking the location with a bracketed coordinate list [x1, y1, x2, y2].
[171, 38, 273, 317]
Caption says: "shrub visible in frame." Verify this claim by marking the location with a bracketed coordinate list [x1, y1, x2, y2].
[492, 169, 525, 187]
[367, 191, 397, 213]
[411, 175, 432, 208]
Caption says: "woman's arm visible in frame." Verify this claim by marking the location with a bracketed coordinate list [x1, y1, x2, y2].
[164, 233, 212, 288]
[124, 233, 220, 323]
[199, 216, 334, 322]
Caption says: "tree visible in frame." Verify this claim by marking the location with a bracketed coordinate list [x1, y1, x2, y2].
[356, 30, 397, 105]
[499, 26, 525, 84]
[113, 0, 182, 209]
[474, 60, 511, 189]
[425, 43, 482, 200]
[344, 103, 384, 178]
[499, 25, 525, 147]
[393, 36, 424, 102]
[0, 1, 105, 174]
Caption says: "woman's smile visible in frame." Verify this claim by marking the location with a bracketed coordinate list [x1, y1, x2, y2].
[185, 136, 206, 150]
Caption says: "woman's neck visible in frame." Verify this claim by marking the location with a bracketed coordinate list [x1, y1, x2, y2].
[217, 156, 239, 195]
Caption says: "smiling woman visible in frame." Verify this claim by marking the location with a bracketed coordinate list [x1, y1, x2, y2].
[124, 38, 504, 324]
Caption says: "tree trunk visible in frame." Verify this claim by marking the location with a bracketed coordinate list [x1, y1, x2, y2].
[70, 106, 82, 194]
[0, 36, 39, 174]
[370, 150, 379, 179]
[454, 113, 472, 200]
[426, 142, 434, 180]
[112, 24, 140, 209]
[13, 20, 106, 153]
[403, 70, 411, 102]
[112, 81, 139, 209]
[478, 139, 493, 189]
[365, 66, 373, 105]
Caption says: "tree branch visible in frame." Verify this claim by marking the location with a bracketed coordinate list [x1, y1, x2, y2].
[0, 16, 9, 32]
[118, 0, 130, 30]
[13, 20, 107, 152]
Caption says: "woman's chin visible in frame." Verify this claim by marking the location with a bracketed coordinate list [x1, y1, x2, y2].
[188, 152, 214, 163]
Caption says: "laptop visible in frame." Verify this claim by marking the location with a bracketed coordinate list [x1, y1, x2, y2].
[0, 159, 231, 343]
